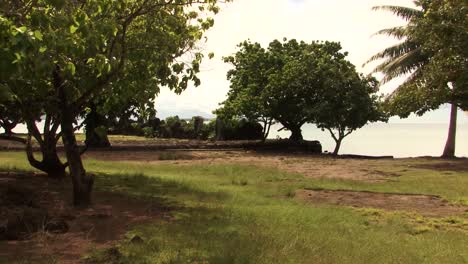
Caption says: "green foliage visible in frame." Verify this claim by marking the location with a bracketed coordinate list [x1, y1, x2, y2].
[368, 0, 467, 117]
[314, 74, 387, 154]
[0, 0, 230, 189]
[217, 118, 264, 140]
[219, 39, 384, 143]
[408, 0, 468, 110]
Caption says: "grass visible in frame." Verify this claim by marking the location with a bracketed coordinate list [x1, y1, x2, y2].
[1, 151, 467, 263]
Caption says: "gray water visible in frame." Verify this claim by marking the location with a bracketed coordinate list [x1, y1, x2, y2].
[5, 120, 468, 158]
[268, 123, 468, 158]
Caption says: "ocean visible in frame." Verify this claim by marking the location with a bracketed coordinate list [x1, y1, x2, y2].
[268, 123, 468, 158]
[5, 120, 468, 158]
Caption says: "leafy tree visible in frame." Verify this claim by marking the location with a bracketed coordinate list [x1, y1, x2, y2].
[221, 39, 368, 142]
[366, 1, 467, 158]
[1, 0, 227, 206]
[0, 13, 67, 178]
[217, 42, 274, 140]
[314, 74, 386, 155]
[408, 0, 468, 157]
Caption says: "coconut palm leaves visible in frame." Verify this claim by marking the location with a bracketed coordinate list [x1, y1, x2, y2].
[364, 4, 427, 86]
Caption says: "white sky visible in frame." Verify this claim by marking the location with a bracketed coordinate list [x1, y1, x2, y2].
[155, 0, 467, 124]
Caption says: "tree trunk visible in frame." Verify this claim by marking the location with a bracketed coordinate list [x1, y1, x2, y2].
[332, 138, 342, 156]
[61, 109, 94, 206]
[84, 104, 111, 148]
[289, 126, 303, 142]
[263, 118, 273, 142]
[25, 121, 66, 179]
[41, 141, 67, 178]
[442, 103, 457, 158]
[215, 118, 225, 141]
[55, 67, 93, 207]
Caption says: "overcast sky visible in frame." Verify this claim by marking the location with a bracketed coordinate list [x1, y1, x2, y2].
[155, 0, 467, 124]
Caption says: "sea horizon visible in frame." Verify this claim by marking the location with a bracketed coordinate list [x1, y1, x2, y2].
[269, 122, 468, 158]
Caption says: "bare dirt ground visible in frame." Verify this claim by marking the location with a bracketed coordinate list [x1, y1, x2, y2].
[86, 149, 405, 181]
[296, 189, 468, 218]
[0, 172, 170, 264]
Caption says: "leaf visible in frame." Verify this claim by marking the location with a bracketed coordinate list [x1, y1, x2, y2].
[208, 52, 215, 59]
[66, 62, 76, 75]
[34, 30, 43, 41]
[15, 26, 27, 34]
[70, 25, 78, 34]
[39, 46, 47, 53]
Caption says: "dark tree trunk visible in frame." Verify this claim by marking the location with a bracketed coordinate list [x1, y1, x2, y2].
[332, 138, 342, 156]
[55, 67, 93, 207]
[84, 104, 110, 148]
[41, 137, 67, 178]
[215, 118, 225, 141]
[442, 103, 457, 158]
[262, 118, 273, 142]
[25, 119, 66, 179]
[61, 108, 94, 206]
[289, 126, 303, 142]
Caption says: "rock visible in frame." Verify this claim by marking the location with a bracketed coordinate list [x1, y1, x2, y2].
[45, 218, 69, 234]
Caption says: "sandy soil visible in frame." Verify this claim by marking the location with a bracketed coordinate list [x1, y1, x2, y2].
[296, 189, 468, 218]
[86, 150, 404, 181]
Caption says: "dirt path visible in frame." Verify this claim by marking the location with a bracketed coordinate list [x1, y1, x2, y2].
[297, 189, 468, 217]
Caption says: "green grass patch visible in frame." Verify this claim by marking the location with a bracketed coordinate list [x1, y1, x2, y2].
[1, 151, 468, 263]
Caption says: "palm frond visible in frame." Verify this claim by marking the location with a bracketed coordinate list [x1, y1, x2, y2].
[372, 26, 408, 39]
[372, 5, 423, 21]
[364, 41, 419, 66]
[377, 49, 427, 84]
[388, 69, 425, 96]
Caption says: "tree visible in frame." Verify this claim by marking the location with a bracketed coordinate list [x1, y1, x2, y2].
[314, 74, 386, 155]
[0, 101, 21, 136]
[366, 1, 467, 158]
[408, 0, 467, 157]
[0, 13, 68, 178]
[364, 5, 426, 85]
[220, 39, 364, 142]
[1, 0, 227, 206]
[217, 42, 274, 140]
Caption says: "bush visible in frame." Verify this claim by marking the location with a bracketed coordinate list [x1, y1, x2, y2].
[142, 127, 156, 138]
[217, 118, 264, 141]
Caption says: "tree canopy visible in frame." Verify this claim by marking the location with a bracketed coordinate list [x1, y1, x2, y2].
[218, 39, 384, 147]
[0, 0, 228, 206]
[367, 0, 467, 157]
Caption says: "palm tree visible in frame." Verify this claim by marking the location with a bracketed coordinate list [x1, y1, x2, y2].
[365, 5, 426, 86]
[365, 4, 458, 158]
